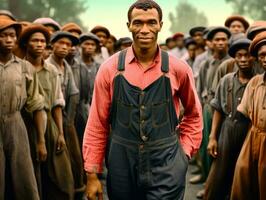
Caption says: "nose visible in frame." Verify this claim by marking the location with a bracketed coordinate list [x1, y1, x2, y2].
[140, 24, 149, 34]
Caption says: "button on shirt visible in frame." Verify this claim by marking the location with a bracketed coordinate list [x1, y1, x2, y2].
[0, 55, 44, 116]
[83, 46, 203, 173]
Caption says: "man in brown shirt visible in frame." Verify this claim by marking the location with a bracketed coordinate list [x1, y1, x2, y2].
[231, 31, 266, 200]
[18, 24, 77, 200]
[0, 19, 45, 200]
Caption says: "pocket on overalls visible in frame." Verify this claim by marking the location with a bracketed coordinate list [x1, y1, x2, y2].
[152, 101, 169, 127]
[116, 100, 132, 128]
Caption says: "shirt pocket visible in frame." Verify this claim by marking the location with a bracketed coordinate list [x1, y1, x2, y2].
[152, 100, 169, 128]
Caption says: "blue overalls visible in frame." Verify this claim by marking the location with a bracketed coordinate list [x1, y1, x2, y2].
[106, 50, 188, 200]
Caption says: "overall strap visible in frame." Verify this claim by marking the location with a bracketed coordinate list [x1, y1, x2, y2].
[161, 50, 169, 73]
[117, 49, 127, 71]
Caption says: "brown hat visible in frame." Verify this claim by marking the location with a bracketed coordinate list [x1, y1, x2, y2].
[249, 31, 266, 57]
[18, 24, 50, 49]
[172, 32, 184, 40]
[0, 10, 16, 21]
[225, 15, 249, 30]
[61, 22, 82, 35]
[246, 21, 266, 40]
[91, 25, 110, 38]
[0, 19, 21, 35]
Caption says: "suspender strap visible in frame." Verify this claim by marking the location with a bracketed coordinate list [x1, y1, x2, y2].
[117, 49, 169, 73]
[161, 50, 169, 73]
[117, 49, 127, 71]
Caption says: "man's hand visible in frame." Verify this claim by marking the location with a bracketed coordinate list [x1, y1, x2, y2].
[56, 134, 66, 152]
[86, 173, 103, 200]
[207, 137, 218, 158]
[36, 141, 47, 162]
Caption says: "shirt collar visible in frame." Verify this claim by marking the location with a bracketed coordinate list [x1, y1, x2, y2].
[126, 45, 161, 65]
[258, 72, 266, 85]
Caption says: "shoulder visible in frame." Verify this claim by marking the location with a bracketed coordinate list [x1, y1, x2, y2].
[168, 52, 191, 75]
[248, 74, 264, 88]
[43, 61, 60, 77]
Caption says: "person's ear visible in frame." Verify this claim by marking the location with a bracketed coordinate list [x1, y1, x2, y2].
[159, 21, 163, 31]
[127, 22, 131, 32]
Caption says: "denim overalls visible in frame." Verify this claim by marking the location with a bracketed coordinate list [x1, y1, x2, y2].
[106, 50, 188, 200]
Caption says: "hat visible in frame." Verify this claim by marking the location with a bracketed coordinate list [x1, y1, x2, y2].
[189, 26, 206, 37]
[79, 32, 100, 44]
[224, 15, 249, 30]
[33, 17, 61, 31]
[184, 37, 196, 48]
[228, 38, 251, 58]
[61, 22, 82, 35]
[0, 19, 21, 35]
[118, 37, 133, 45]
[246, 21, 266, 40]
[50, 31, 79, 46]
[91, 25, 110, 38]
[249, 31, 266, 57]
[0, 10, 16, 21]
[172, 32, 184, 40]
[229, 32, 246, 47]
[18, 24, 50, 49]
[206, 26, 231, 41]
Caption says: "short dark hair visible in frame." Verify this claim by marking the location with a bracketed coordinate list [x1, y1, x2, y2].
[128, 0, 163, 22]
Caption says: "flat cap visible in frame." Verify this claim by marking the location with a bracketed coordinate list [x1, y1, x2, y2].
[50, 31, 79, 46]
[249, 31, 266, 57]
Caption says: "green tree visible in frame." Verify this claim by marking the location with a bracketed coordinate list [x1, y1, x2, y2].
[169, 0, 208, 34]
[225, 0, 266, 20]
[1, 0, 88, 27]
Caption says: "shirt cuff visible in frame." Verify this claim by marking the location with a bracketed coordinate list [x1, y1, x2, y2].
[84, 163, 103, 174]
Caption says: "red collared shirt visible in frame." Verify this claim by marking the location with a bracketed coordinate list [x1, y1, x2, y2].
[83, 46, 203, 173]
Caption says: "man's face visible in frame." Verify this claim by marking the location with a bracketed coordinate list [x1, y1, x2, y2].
[27, 32, 46, 57]
[81, 39, 97, 56]
[166, 40, 176, 50]
[45, 25, 57, 35]
[229, 20, 245, 34]
[192, 31, 204, 45]
[95, 31, 108, 47]
[175, 37, 184, 48]
[235, 49, 252, 72]
[106, 38, 115, 52]
[258, 45, 266, 71]
[212, 32, 228, 53]
[52, 37, 72, 58]
[0, 27, 16, 53]
[127, 8, 163, 50]
[187, 43, 197, 60]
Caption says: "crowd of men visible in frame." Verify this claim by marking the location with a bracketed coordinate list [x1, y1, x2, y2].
[0, 0, 266, 199]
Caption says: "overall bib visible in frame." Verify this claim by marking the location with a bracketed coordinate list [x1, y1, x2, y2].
[106, 50, 188, 200]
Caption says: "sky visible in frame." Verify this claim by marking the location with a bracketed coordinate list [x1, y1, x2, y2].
[80, 0, 250, 42]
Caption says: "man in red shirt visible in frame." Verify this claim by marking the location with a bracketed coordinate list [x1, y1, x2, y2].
[83, 1, 203, 199]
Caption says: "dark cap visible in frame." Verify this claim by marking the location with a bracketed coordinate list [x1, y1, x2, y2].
[189, 26, 206, 37]
[206, 26, 231, 41]
[79, 32, 100, 44]
[228, 38, 251, 58]
[18, 24, 50, 49]
[118, 37, 133, 45]
[184, 37, 196, 48]
[50, 31, 79, 46]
